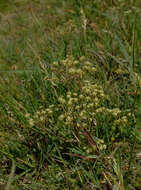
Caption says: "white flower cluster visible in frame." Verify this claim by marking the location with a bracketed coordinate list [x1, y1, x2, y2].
[26, 105, 54, 127]
[57, 81, 109, 129]
[50, 56, 97, 83]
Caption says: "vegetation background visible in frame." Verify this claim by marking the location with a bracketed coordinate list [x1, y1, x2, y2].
[0, 0, 141, 189]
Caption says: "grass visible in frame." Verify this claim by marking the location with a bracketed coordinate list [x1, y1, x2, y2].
[0, 0, 141, 189]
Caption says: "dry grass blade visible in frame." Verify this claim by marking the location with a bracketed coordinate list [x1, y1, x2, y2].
[82, 129, 98, 154]
[5, 160, 16, 190]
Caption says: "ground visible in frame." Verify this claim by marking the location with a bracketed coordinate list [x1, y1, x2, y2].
[0, 0, 141, 189]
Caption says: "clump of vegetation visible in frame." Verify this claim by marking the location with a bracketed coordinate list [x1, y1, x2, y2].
[0, 56, 140, 189]
[0, 0, 141, 189]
